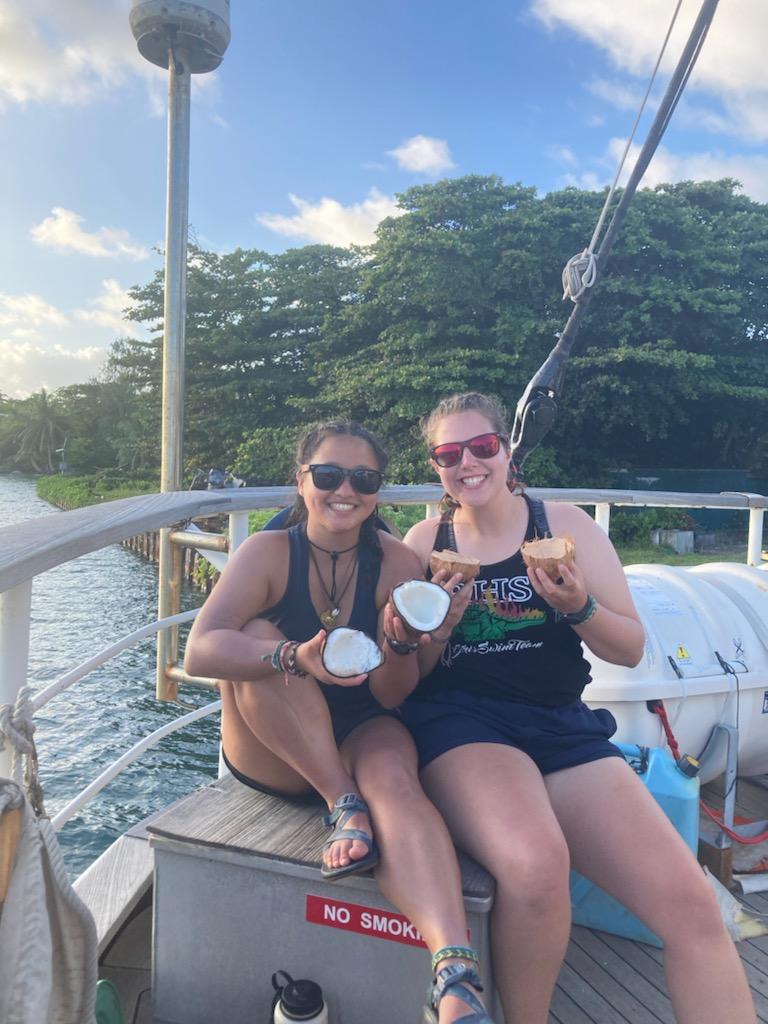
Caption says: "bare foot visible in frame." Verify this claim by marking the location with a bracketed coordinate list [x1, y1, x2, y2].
[323, 806, 374, 873]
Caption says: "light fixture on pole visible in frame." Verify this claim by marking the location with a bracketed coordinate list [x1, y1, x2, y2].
[130, 1, 231, 700]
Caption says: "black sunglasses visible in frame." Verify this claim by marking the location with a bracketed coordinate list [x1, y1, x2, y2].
[303, 463, 383, 495]
[429, 432, 508, 468]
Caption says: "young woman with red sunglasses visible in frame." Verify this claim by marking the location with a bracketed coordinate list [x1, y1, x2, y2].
[396, 392, 755, 1024]
[185, 419, 497, 1024]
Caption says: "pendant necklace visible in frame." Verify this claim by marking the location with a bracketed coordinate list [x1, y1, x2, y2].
[307, 538, 359, 628]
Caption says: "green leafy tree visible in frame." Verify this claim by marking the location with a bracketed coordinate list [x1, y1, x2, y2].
[3, 390, 69, 474]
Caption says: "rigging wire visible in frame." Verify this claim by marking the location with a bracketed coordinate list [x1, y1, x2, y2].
[562, 0, 684, 302]
[509, 0, 721, 476]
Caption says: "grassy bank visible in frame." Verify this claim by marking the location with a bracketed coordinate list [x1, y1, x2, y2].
[37, 473, 159, 510]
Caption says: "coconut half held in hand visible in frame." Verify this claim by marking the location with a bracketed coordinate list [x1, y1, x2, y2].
[520, 536, 575, 583]
[321, 627, 384, 678]
[390, 579, 451, 636]
[428, 549, 481, 582]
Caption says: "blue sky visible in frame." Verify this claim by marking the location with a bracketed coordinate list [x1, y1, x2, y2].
[1, 0, 766, 397]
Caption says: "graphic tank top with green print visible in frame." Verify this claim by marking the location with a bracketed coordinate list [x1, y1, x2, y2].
[412, 495, 592, 706]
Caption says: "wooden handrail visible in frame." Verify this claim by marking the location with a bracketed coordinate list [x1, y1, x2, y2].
[2, 485, 766, 594]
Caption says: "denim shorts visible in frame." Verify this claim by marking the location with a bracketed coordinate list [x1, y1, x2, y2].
[400, 691, 623, 775]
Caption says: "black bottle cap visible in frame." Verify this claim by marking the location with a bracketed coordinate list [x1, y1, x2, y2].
[280, 979, 324, 1020]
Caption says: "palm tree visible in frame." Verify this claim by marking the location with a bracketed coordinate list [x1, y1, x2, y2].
[10, 390, 68, 474]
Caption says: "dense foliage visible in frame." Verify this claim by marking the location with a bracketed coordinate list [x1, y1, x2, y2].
[1, 176, 766, 487]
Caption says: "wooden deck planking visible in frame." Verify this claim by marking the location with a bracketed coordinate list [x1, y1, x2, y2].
[105, 772, 768, 1023]
[569, 927, 674, 1023]
[74, 833, 153, 953]
[560, 938, 668, 1023]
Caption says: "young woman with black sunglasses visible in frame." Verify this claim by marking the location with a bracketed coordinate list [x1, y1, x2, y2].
[395, 392, 756, 1024]
[185, 419, 497, 1024]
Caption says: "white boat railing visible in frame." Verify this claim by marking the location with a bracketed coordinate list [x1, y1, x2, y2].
[0, 485, 766, 834]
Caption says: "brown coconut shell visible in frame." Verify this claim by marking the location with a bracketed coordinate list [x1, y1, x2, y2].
[520, 536, 575, 583]
[429, 549, 481, 582]
[390, 579, 451, 637]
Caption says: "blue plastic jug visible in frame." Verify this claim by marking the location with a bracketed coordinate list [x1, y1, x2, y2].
[569, 743, 700, 947]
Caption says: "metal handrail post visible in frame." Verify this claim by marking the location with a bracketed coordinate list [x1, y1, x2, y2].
[0, 580, 32, 779]
[157, 47, 192, 701]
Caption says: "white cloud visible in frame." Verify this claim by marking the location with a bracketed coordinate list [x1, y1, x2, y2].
[76, 279, 136, 334]
[388, 135, 456, 174]
[547, 145, 578, 166]
[564, 138, 768, 203]
[0, 0, 148, 108]
[0, 292, 67, 327]
[587, 77, 650, 113]
[0, 337, 106, 398]
[0, 1, 221, 116]
[531, 0, 768, 143]
[259, 188, 402, 247]
[31, 208, 149, 260]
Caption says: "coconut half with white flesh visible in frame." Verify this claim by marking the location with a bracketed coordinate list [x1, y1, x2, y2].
[391, 579, 451, 636]
[321, 627, 384, 678]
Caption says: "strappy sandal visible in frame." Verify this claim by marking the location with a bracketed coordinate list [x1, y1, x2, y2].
[320, 792, 379, 880]
[423, 963, 496, 1024]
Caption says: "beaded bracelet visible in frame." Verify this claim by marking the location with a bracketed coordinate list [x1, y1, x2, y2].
[281, 640, 308, 677]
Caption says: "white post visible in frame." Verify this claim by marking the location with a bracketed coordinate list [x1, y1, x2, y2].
[0, 581, 32, 779]
[425, 503, 441, 520]
[594, 503, 611, 535]
[228, 511, 250, 554]
[747, 508, 764, 567]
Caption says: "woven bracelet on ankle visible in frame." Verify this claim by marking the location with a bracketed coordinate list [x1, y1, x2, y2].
[431, 945, 479, 973]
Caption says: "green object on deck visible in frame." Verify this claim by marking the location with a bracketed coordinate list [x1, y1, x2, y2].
[95, 979, 125, 1024]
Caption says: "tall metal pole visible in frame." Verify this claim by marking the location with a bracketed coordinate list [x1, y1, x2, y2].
[156, 48, 191, 701]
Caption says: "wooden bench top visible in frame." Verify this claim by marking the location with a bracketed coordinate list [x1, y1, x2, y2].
[147, 773, 495, 901]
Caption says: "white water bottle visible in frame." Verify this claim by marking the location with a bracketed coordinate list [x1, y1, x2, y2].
[271, 971, 329, 1023]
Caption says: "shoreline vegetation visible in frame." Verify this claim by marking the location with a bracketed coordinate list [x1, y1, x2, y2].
[34, 474, 748, 576]
[1, 177, 767, 500]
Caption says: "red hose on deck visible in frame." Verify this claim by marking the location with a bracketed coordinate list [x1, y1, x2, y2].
[649, 698, 768, 845]
[699, 801, 768, 846]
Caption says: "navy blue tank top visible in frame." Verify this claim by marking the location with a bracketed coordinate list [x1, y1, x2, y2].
[262, 523, 383, 714]
[412, 496, 592, 706]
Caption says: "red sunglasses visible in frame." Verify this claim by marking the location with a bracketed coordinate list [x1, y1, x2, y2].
[429, 432, 508, 468]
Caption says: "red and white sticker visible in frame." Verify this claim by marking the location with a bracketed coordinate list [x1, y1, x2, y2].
[306, 894, 426, 948]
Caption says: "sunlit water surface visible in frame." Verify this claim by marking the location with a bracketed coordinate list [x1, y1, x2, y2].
[0, 474, 218, 878]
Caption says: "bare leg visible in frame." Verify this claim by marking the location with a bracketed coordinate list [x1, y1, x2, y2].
[222, 618, 372, 868]
[546, 757, 757, 1024]
[421, 744, 572, 1024]
[342, 717, 492, 1024]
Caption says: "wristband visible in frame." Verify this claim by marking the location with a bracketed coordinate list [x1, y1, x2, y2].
[385, 635, 420, 655]
[281, 640, 308, 677]
[555, 594, 597, 626]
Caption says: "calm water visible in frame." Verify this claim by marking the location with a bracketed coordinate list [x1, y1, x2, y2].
[0, 474, 219, 878]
